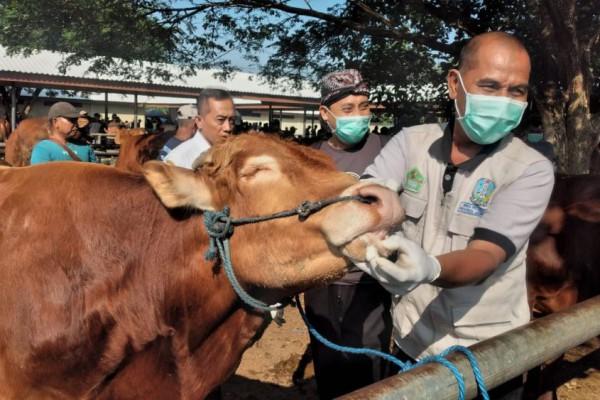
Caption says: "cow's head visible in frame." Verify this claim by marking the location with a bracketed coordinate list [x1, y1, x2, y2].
[143, 133, 402, 292]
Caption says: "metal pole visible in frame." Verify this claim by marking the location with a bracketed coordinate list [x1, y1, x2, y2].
[133, 93, 138, 128]
[104, 92, 109, 121]
[341, 295, 600, 400]
[303, 107, 307, 136]
[10, 86, 16, 130]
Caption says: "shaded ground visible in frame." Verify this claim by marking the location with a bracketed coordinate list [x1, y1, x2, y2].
[222, 302, 600, 399]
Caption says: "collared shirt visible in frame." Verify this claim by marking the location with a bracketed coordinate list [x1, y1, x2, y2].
[364, 122, 554, 358]
[163, 131, 210, 169]
[365, 121, 553, 258]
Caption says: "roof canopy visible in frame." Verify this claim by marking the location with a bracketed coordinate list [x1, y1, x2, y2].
[0, 47, 319, 108]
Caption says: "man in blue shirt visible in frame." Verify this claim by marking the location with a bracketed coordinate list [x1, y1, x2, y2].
[31, 102, 96, 164]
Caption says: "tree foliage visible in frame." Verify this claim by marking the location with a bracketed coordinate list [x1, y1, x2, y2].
[1, 0, 599, 172]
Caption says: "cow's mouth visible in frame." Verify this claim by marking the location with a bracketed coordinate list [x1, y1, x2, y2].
[320, 181, 405, 261]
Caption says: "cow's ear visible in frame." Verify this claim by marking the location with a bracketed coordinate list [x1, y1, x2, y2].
[566, 200, 600, 223]
[143, 161, 215, 210]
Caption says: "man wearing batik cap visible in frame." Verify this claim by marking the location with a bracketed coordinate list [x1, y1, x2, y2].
[304, 69, 394, 399]
[159, 104, 198, 160]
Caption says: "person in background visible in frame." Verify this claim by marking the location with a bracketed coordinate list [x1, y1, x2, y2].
[304, 69, 394, 399]
[30, 102, 96, 164]
[159, 104, 198, 160]
[522, 127, 557, 168]
[88, 112, 102, 134]
[164, 88, 235, 169]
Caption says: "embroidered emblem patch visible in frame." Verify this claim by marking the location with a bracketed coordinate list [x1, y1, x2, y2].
[457, 201, 485, 217]
[470, 178, 496, 209]
[404, 167, 425, 193]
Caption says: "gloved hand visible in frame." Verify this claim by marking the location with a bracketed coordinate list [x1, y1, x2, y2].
[356, 233, 441, 295]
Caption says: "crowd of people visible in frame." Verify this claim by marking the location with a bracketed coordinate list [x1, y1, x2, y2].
[6, 30, 572, 400]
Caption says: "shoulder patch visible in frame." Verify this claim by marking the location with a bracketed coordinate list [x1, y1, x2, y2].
[470, 178, 496, 209]
[404, 167, 425, 193]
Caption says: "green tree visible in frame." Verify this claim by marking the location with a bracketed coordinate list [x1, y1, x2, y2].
[1, 0, 599, 173]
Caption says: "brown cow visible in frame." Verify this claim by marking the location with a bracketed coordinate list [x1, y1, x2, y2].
[115, 130, 170, 173]
[4, 116, 48, 166]
[527, 174, 600, 315]
[0, 133, 401, 399]
[0, 117, 10, 141]
[525, 174, 600, 399]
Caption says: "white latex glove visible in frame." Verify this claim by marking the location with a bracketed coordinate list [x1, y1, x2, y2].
[355, 234, 441, 295]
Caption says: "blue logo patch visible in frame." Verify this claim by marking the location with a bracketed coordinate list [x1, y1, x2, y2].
[470, 178, 496, 209]
[457, 201, 485, 217]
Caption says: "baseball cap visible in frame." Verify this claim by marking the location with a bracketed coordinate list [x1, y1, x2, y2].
[48, 102, 80, 119]
[177, 104, 198, 120]
[320, 69, 369, 106]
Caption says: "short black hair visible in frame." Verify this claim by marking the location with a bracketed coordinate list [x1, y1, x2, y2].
[198, 88, 233, 115]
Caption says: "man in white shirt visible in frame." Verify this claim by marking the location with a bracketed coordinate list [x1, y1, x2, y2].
[164, 89, 236, 169]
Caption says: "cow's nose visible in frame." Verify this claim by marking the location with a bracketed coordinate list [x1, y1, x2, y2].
[356, 184, 405, 230]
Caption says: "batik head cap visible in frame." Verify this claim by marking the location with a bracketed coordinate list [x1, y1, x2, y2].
[320, 69, 369, 106]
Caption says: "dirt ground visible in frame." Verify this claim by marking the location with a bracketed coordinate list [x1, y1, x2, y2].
[222, 300, 600, 400]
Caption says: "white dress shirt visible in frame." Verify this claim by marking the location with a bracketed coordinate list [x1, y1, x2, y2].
[164, 131, 211, 169]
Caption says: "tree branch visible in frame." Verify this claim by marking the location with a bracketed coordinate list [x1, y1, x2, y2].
[420, 2, 483, 37]
[143, 0, 458, 54]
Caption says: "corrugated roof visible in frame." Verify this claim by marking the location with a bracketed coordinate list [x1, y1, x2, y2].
[0, 46, 320, 100]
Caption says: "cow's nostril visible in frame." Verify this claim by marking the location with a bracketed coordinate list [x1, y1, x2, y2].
[357, 195, 377, 204]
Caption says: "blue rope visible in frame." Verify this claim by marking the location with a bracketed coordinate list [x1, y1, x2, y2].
[204, 208, 281, 312]
[295, 295, 490, 400]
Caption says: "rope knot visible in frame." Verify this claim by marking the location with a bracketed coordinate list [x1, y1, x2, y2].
[296, 200, 315, 221]
[204, 208, 234, 260]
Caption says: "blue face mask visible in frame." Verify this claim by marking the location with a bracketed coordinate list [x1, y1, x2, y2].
[527, 133, 544, 143]
[454, 72, 527, 145]
[325, 107, 371, 145]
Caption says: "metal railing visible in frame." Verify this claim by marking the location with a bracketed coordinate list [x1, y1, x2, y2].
[340, 295, 600, 400]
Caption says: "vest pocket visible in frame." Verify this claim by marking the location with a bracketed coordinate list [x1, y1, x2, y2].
[400, 193, 427, 241]
[448, 213, 479, 251]
[452, 302, 511, 342]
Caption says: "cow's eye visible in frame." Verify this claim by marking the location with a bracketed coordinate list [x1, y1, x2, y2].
[240, 166, 261, 178]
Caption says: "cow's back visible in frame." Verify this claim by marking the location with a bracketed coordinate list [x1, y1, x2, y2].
[0, 118, 9, 141]
[4, 117, 48, 166]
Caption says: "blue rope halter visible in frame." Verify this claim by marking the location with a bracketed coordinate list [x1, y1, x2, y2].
[203, 195, 372, 312]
